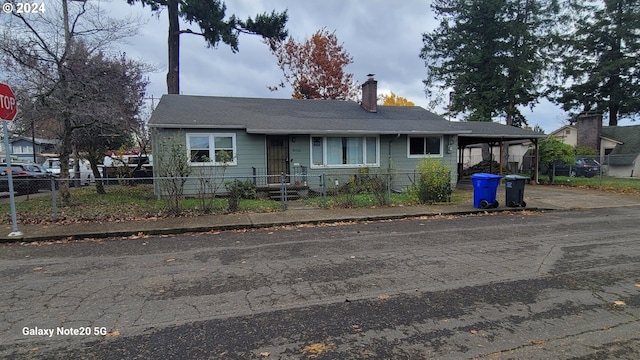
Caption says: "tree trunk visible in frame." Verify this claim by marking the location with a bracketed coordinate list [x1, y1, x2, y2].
[608, 103, 618, 126]
[167, 0, 180, 94]
[87, 149, 105, 195]
[481, 143, 491, 162]
[59, 119, 73, 207]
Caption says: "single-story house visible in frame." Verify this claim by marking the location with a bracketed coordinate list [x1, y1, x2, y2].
[148, 77, 545, 196]
[549, 112, 640, 177]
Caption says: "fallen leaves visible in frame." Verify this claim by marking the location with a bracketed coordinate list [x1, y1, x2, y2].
[129, 232, 149, 240]
[613, 300, 626, 307]
[106, 330, 120, 337]
[301, 342, 335, 358]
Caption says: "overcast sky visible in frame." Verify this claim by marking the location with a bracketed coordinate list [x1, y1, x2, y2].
[110, 0, 633, 133]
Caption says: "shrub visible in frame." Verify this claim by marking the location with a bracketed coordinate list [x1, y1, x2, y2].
[409, 158, 451, 203]
[154, 134, 191, 215]
[225, 179, 256, 212]
[332, 168, 389, 207]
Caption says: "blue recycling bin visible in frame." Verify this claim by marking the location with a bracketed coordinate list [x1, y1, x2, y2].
[471, 173, 502, 209]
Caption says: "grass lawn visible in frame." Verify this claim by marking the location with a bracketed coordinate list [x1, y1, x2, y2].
[0, 184, 281, 225]
[1, 183, 473, 225]
[540, 175, 640, 194]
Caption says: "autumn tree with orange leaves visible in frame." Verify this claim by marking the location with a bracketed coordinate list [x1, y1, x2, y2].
[380, 92, 415, 106]
[268, 28, 358, 100]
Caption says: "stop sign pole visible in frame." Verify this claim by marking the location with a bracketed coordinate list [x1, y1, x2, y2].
[0, 82, 22, 238]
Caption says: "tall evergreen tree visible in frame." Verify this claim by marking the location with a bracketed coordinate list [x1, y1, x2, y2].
[421, 0, 558, 127]
[549, 0, 640, 126]
[127, 0, 288, 94]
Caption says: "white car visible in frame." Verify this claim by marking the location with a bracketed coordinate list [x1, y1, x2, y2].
[41, 158, 95, 186]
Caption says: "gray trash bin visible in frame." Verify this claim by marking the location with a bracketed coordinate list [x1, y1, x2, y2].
[505, 175, 528, 207]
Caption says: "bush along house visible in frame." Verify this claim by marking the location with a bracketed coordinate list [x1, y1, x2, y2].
[148, 76, 545, 197]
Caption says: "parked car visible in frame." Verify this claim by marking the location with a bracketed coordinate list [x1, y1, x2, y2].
[0, 163, 54, 195]
[545, 157, 601, 178]
[41, 158, 94, 186]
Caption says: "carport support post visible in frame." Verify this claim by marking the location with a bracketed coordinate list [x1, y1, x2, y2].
[499, 139, 504, 175]
[3, 122, 22, 237]
[533, 138, 539, 184]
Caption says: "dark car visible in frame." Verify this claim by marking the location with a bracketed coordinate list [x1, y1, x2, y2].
[0, 163, 54, 195]
[545, 157, 601, 178]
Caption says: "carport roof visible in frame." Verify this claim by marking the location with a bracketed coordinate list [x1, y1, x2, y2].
[452, 121, 546, 147]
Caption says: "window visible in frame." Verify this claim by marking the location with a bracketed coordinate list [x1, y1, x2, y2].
[12, 145, 32, 154]
[186, 133, 236, 165]
[311, 136, 379, 168]
[408, 136, 443, 157]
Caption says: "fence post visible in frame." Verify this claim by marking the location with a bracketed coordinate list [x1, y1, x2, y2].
[280, 173, 287, 210]
[386, 173, 391, 205]
[321, 173, 327, 208]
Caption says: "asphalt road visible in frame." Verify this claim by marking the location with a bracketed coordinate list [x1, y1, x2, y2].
[1, 207, 639, 359]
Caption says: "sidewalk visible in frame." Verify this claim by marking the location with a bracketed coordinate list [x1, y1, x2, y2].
[2, 184, 640, 243]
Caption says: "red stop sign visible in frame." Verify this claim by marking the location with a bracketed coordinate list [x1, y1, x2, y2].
[0, 83, 17, 121]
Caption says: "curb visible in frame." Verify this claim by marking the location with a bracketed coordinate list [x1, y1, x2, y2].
[0, 207, 552, 244]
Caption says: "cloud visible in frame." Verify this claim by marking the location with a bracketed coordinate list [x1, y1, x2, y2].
[113, 0, 570, 133]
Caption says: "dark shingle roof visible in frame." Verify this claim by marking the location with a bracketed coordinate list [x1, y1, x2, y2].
[149, 95, 464, 135]
[149, 95, 544, 141]
[601, 125, 640, 165]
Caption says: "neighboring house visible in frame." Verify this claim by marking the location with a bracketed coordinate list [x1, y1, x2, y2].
[0, 135, 59, 163]
[148, 77, 545, 196]
[548, 125, 577, 145]
[600, 126, 640, 177]
[549, 112, 640, 177]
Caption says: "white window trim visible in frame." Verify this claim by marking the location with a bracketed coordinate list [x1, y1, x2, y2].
[186, 133, 237, 166]
[407, 135, 444, 158]
[309, 136, 380, 169]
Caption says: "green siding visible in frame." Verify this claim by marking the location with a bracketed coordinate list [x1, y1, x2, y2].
[151, 128, 459, 196]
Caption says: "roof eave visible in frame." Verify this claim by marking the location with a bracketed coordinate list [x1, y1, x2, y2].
[247, 129, 468, 135]
[148, 124, 246, 129]
[458, 133, 546, 139]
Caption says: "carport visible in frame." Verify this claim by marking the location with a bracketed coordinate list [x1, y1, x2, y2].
[452, 122, 546, 183]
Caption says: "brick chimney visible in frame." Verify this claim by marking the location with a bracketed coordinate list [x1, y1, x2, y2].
[576, 111, 602, 153]
[361, 75, 377, 113]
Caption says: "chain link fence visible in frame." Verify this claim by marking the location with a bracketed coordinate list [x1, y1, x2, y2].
[521, 154, 638, 182]
[1, 169, 453, 223]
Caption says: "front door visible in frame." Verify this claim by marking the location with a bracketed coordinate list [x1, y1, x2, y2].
[266, 135, 289, 184]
